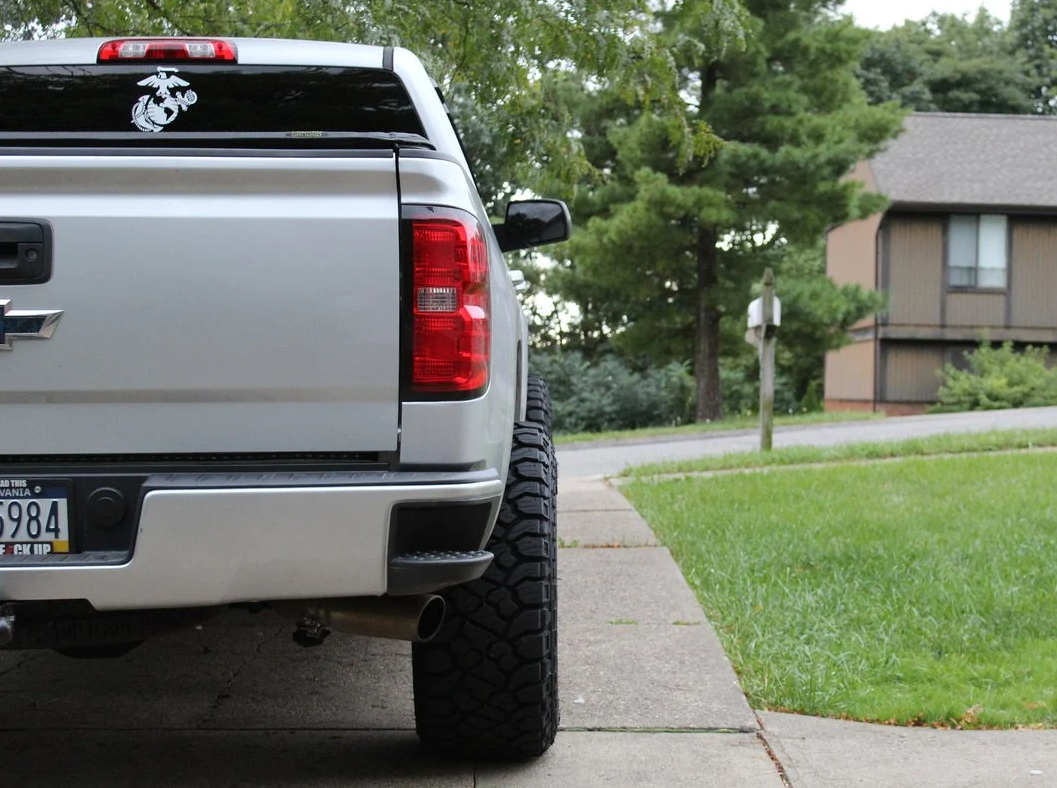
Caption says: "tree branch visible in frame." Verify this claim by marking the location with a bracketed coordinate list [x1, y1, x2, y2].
[63, 0, 123, 36]
[139, 0, 188, 36]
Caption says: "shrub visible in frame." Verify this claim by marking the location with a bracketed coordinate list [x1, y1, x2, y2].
[721, 365, 805, 418]
[529, 351, 695, 434]
[932, 340, 1057, 413]
[531, 349, 818, 434]
[798, 379, 823, 414]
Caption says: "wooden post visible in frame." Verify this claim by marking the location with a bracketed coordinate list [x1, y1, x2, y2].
[759, 268, 776, 452]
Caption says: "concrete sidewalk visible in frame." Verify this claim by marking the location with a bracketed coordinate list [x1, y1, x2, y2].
[585, 475, 1057, 788]
[759, 711, 1057, 787]
[553, 478, 761, 732]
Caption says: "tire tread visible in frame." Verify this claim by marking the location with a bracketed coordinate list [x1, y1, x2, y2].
[412, 419, 558, 759]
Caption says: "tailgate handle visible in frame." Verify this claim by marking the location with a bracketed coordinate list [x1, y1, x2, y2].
[0, 220, 52, 284]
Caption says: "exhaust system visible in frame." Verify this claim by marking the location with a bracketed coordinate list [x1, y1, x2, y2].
[276, 594, 446, 647]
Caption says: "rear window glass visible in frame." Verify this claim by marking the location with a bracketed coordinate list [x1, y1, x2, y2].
[0, 65, 426, 136]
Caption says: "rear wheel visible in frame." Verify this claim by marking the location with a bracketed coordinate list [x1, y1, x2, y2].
[412, 421, 559, 759]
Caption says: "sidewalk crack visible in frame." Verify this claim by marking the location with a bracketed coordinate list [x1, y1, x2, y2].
[756, 713, 795, 788]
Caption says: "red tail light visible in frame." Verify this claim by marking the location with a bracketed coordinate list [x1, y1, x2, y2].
[98, 39, 238, 63]
[410, 211, 490, 394]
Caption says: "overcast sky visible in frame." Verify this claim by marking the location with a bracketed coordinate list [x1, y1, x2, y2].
[844, 0, 1012, 29]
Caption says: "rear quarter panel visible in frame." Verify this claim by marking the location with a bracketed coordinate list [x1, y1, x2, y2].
[397, 154, 520, 476]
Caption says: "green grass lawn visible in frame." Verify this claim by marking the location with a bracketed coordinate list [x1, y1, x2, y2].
[623, 428, 1057, 477]
[623, 452, 1057, 728]
[553, 410, 882, 445]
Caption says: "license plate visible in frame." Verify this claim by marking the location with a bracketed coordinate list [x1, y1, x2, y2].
[0, 478, 71, 555]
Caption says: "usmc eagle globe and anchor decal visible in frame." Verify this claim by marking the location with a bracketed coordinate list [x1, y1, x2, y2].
[131, 66, 197, 133]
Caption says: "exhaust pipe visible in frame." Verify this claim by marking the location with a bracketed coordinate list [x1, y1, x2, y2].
[277, 594, 446, 644]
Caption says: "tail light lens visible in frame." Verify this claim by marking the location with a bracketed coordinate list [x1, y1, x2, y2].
[409, 210, 490, 394]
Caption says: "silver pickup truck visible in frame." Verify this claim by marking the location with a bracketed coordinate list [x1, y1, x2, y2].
[0, 36, 566, 759]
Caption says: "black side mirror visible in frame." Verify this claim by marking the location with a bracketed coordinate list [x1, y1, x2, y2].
[495, 199, 571, 253]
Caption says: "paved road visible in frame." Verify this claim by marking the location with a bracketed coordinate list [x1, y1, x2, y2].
[557, 405, 1057, 478]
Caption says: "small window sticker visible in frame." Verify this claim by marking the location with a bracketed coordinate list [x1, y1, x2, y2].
[131, 67, 197, 133]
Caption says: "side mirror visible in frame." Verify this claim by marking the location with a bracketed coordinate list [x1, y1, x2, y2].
[495, 199, 571, 253]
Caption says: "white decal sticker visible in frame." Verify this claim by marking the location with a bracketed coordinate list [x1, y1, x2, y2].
[131, 67, 198, 133]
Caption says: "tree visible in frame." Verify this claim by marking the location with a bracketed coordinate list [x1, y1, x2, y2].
[1011, 0, 1057, 113]
[550, 0, 902, 421]
[858, 10, 1035, 114]
[4, 0, 743, 204]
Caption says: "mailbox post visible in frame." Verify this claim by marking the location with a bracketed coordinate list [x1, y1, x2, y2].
[746, 268, 780, 451]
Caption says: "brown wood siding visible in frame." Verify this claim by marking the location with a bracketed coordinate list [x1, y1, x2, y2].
[827, 162, 881, 332]
[883, 344, 946, 402]
[825, 339, 875, 401]
[827, 216, 881, 292]
[945, 292, 1006, 328]
[886, 216, 944, 326]
[1011, 220, 1057, 328]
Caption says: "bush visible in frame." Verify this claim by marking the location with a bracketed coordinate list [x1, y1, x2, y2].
[932, 340, 1057, 413]
[531, 349, 823, 434]
[798, 379, 823, 414]
[720, 365, 806, 419]
[529, 351, 695, 434]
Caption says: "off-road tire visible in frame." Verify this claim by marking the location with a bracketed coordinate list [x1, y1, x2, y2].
[412, 422, 559, 760]
[525, 374, 557, 530]
[525, 375, 552, 435]
[527, 375, 558, 562]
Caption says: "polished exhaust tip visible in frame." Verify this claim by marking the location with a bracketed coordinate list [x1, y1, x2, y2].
[277, 594, 447, 643]
[414, 594, 446, 642]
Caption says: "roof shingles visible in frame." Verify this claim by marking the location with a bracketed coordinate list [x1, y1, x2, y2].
[870, 112, 1057, 210]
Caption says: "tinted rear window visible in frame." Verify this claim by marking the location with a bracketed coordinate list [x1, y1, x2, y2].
[0, 65, 425, 136]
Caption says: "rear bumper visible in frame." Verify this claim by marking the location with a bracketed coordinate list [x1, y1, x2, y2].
[0, 470, 503, 611]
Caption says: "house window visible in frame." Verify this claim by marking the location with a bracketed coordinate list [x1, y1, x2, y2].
[948, 214, 1008, 289]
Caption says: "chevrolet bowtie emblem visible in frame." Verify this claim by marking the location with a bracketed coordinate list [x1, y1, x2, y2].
[0, 299, 63, 351]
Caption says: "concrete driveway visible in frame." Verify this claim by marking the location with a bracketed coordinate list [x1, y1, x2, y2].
[0, 479, 778, 787]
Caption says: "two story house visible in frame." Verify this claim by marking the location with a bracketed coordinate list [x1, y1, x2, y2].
[825, 112, 1057, 414]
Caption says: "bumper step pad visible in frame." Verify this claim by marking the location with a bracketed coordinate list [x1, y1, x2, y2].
[388, 550, 493, 596]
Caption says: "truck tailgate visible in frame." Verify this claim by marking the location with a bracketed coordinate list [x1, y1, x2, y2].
[0, 153, 401, 455]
